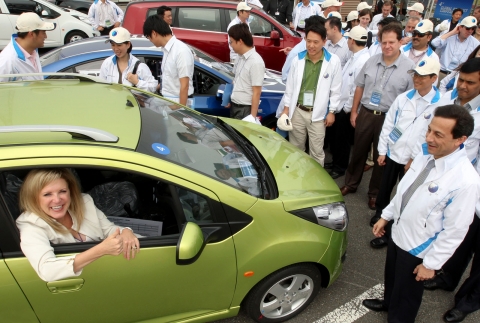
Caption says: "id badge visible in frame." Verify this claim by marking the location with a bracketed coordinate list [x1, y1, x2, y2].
[299, 19, 305, 27]
[105, 19, 112, 27]
[388, 126, 403, 144]
[369, 88, 383, 107]
[303, 91, 314, 106]
[275, 11, 280, 15]
[447, 58, 459, 71]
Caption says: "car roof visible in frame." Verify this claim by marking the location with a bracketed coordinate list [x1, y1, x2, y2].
[0, 79, 141, 149]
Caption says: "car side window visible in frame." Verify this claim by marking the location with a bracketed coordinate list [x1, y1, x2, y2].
[249, 13, 274, 37]
[67, 59, 104, 77]
[177, 8, 221, 32]
[146, 7, 177, 20]
[176, 187, 213, 224]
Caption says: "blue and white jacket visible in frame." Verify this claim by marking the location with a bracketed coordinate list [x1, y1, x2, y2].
[378, 87, 441, 165]
[283, 48, 342, 121]
[401, 43, 440, 62]
[88, 0, 124, 29]
[0, 35, 43, 82]
[382, 146, 480, 270]
[99, 54, 158, 92]
[292, 1, 321, 30]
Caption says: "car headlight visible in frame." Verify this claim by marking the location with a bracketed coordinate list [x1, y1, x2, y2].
[291, 202, 348, 231]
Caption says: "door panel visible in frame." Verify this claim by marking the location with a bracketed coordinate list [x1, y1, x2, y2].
[0, 14, 15, 49]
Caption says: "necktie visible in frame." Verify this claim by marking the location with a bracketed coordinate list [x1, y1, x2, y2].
[400, 159, 435, 214]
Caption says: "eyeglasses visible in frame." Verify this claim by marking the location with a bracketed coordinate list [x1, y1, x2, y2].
[465, 26, 476, 31]
[412, 31, 427, 38]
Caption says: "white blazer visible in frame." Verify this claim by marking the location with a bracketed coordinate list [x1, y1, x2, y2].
[292, 2, 321, 30]
[283, 48, 342, 122]
[16, 194, 127, 282]
[0, 35, 43, 82]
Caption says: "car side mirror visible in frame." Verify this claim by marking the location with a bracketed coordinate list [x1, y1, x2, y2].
[176, 222, 205, 265]
[270, 30, 280, 40]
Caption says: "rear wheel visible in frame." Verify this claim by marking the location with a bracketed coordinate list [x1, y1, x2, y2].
[244, 264, 321, 323]
[64, 31, 88, 44]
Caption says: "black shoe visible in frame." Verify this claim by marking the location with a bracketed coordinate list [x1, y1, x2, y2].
[443, 309, 467, 322]
[370, 237, 388, 249]
[329, 170, 345, 179]
[424, 277, 450, 291]
[362, 299, 388, 312]
[370, 215, 381, 227]
[324, 162, 333, 170]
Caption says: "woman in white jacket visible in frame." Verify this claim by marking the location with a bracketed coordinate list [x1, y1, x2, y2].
[99, 27, 158, 93]
[16, 168, 140, 282]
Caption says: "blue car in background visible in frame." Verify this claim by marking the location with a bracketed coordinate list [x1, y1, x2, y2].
[41, 36, 285, 127]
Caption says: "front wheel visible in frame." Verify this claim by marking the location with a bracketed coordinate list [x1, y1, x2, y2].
[244, 264, 321, 323]
[64, 31, 88, 44]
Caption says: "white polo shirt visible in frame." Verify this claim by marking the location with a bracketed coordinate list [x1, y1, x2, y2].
[161, 36, 194, 98]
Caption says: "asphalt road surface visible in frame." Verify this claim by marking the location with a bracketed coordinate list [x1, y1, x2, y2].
[217, 161, 480, 323]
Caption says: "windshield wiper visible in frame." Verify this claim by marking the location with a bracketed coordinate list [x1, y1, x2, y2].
[218, 119, 270, 199]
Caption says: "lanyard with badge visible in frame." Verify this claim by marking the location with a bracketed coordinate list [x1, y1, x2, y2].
[388, 95, 432, 144]
[302, 61, 320, 107]
[369, 64, 396, 107]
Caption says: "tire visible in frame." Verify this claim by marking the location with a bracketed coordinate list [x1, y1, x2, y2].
[244, 264, 321, 323]
[64, 31, 88, 44]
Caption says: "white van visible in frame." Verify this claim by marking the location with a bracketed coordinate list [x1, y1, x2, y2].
[0, 0, 100, 50]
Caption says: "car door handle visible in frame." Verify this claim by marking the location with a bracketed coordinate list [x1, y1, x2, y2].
[46, 278, 85, 293]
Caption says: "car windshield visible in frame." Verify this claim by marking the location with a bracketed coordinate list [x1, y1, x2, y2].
[133, 90, 262, 197]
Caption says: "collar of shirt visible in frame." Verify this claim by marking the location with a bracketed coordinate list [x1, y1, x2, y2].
[305, 51, 324, 63]
[15, 40, 38, 71]
[353, 47, 369, 59]
[412, 87, 437, 104]
[429, 146, 465, 175]
[454, 94, 480, 112]
[327, 37, 347, 48]
[163, 35, 177, 53]
[240, 47, 256, 60]
[378, 51, 403, 68]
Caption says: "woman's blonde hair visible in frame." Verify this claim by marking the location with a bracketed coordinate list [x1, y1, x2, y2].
[19, 168, 85, 233]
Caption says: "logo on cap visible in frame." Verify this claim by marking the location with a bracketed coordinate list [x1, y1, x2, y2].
[328, 13, 333, 17]
[418, 22, 423, 27]
[419, 60, 426, 67]
[112, 31, 118, 36]
[473, 19, 476, 23]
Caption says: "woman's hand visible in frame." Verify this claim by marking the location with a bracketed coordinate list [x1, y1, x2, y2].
[99, 228, 124, 256]
[126, 73, 139, 86]
[120, 228, 140, 260]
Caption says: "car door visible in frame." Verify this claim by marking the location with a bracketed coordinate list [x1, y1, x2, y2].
[3, 0, 62, 47]
[173, 7, 229, 63]
[0, 159, 238, 323]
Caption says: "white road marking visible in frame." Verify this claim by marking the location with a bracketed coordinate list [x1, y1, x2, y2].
[313, 284, 384, 323]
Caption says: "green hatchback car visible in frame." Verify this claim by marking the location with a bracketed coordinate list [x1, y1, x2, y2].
[0, 77, 347, 323]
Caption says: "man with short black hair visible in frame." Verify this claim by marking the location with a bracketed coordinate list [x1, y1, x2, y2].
[143, 15, 194, 105]
[157, 6, 173, 26]
[363, 104, 480, 323]
[0, 12, 55, 82]
[281, 24, 342, 166]
[340, 24, 415, 210]
[368, 17, 400, 56]
[370, 0, 393, 30]
[325, 16, 350, 67]
[227, 23, 265, 121]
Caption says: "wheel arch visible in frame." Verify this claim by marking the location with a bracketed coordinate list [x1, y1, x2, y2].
[64, 30, 89, 44]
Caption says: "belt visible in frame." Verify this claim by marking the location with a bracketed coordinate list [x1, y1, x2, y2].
[363, 106, 385, 116]
[231, 102, 251, 108]
[296, 103, 313, 112]
[440, 70, 451, 75]
[296, 27, 305, 31]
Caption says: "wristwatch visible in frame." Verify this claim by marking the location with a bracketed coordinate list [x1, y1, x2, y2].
[329, 109, 336, 114]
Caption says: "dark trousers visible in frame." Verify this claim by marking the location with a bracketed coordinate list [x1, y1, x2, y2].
[326, 110, 354, 173]
[99, 26, 114, 36]
[230, 103, 251, 120]
[344, 107, 385, 198]
[436, 215, 480, 291]
[455, 216, 480, 313]
[384, 239, 424, 323]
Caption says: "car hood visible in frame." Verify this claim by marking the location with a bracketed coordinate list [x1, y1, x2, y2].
[221, 118, 343, 211]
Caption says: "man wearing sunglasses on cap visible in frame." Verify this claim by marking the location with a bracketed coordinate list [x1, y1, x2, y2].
[432, 16, 479, 80]
[400, 19, 439, 64]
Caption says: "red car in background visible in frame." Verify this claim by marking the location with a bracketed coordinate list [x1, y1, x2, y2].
[122, 0, 302, 71]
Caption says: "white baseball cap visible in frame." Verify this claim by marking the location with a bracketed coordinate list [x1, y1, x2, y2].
[460, 16, 478, 28]
[237, 2, 252, 11]
[414, 19, 433, 33]
[408, 57, 440, 76]
[16, 12, 55, 33]
[345, 26, 368, 41]
[357, 2, 372, 11]
[322, 0, 343, 9]
[327, 11, 347, 28]
[277, 114, 293, 131]
[107, 27, 131, 44]
[407, 3, 424, 13]
[347, 11, 359, 22]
